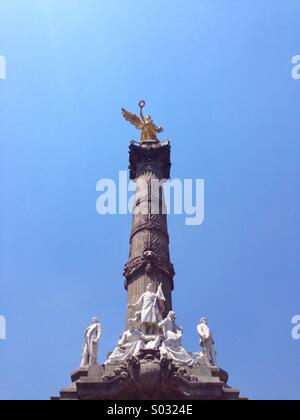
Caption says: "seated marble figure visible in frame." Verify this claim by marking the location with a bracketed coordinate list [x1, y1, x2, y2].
[159, 311, 194, 367]
[105, 320, 161, 366]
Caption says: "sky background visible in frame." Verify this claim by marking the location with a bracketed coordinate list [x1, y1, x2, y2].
[0, 0, 299, 400]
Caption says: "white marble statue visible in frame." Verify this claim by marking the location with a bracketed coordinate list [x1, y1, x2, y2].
[159, 311, 194, 367]
[105, 321, 163, 366]
[128, 283, 166, 335]
[197, 317, 217, 367]
[80, 317, 102, 368]
[105, 321, 145, 366]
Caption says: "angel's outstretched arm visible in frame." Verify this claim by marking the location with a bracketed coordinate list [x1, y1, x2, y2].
[154, 124, 164, 133]
[140, 108, 145, 123]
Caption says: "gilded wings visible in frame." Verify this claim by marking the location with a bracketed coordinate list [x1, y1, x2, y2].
[121, 109, 144, 130]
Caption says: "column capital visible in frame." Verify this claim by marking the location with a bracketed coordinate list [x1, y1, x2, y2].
[129, 141, 172, 181]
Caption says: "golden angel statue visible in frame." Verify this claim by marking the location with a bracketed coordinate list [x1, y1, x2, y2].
[122, 101, 164, 143]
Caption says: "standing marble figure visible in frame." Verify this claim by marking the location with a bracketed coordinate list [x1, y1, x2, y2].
[129, 283, 165, 335]
[80, 317, 102, 368]
[197, 318, 217, 367]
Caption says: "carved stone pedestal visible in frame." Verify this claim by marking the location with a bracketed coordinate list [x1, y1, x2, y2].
[53, 350, 244, 401]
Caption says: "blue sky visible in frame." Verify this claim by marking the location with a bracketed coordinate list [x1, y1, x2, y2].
[0, 0, 299, 400]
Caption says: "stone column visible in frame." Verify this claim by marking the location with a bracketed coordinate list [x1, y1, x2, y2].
[124, 140, 175, 326]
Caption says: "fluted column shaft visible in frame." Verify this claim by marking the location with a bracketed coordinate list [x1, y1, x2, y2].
[124, 141, 175, 326]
